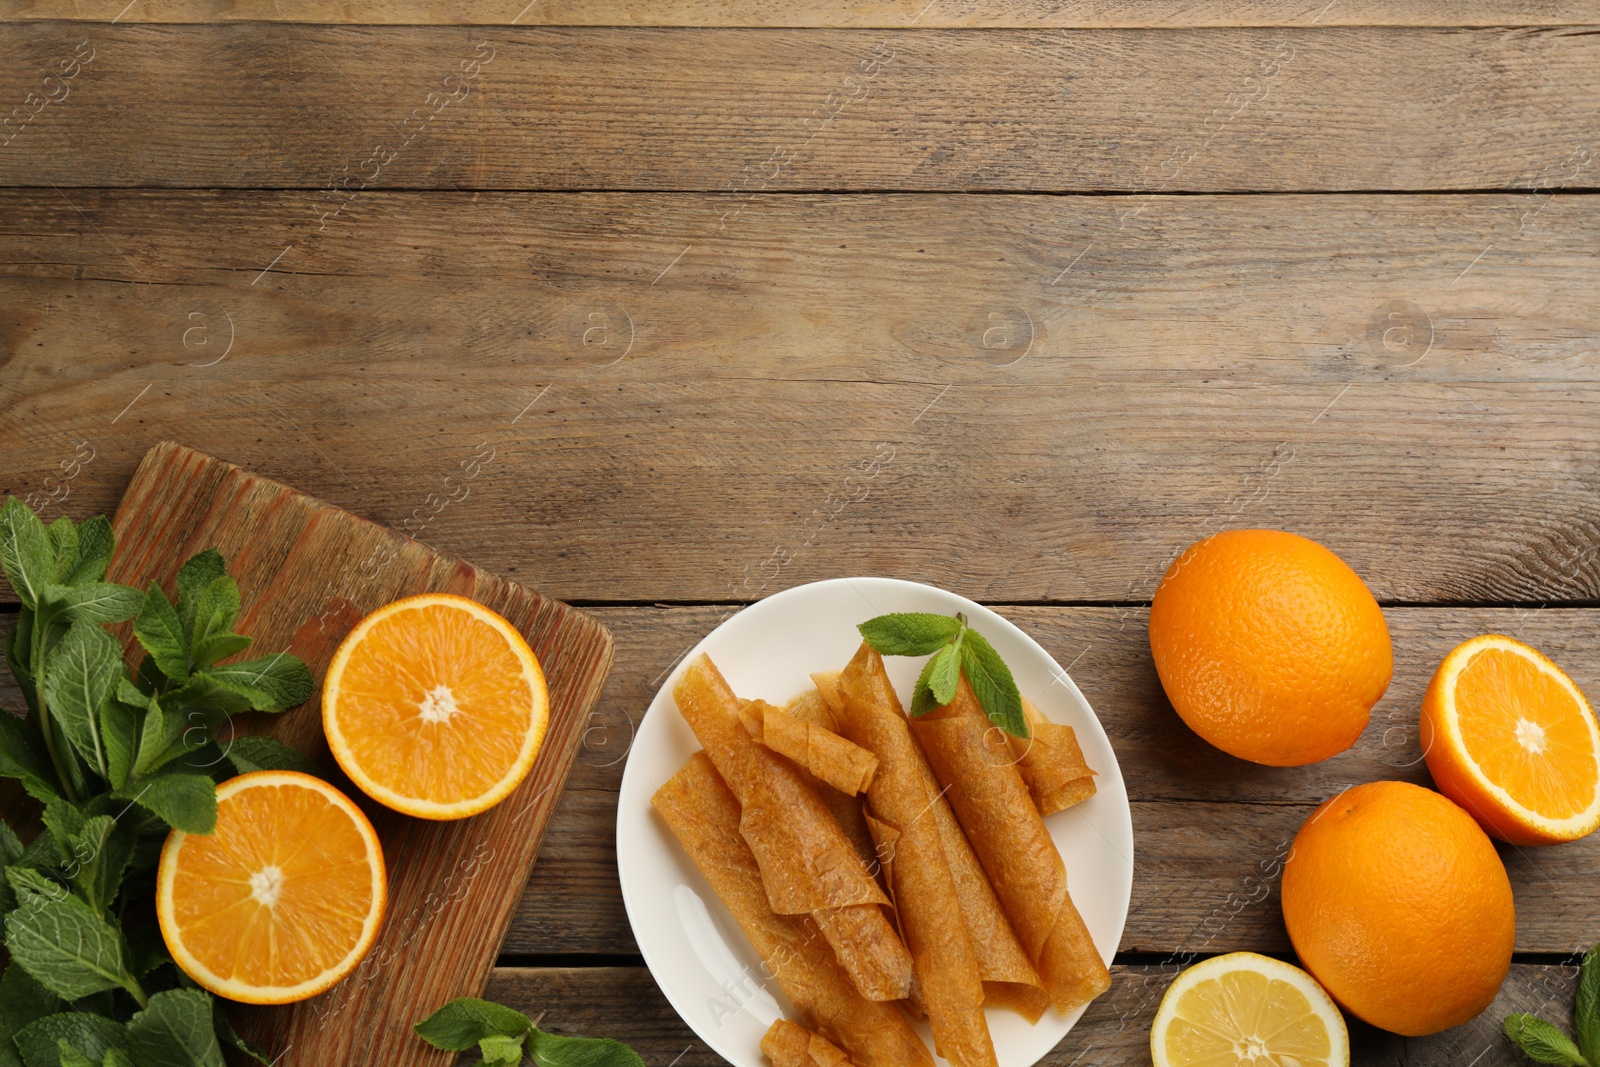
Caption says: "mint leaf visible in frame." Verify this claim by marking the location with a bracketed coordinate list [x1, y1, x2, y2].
[132, 696, 185, 778]
[0, 712, 63, 803]
[127, 988, 226, 1067]
[100, 700, 139, 791]
[1, 497, 56, 610]
[910, 650, 941, 716]
[117, 774, 216, 836]
[0, 963, 61, 1067]
[480, 1034, 526, 1065]
[104, 1050, 137, 1067]
[57, 1040, 99, 1067]
[1505, 1014, 1590, 1066]
[41, 620, 122, 777]
[189, 633, 251, 670]
[1578, 946, 1599, 1067]
[960, 629, 1027, 739]
[133, 585, 188, 685]
[175, 550, 226, 635]
[928, 638, 963, 706]
[528, 1029, 648, 1067]
[4, 881, 135, 1001]
[223, 736, 321, 778]
[200, 655, 313, 712]
[64, 517, 114, 586]
[66, 816, 135, 917]
[211, 1000, 270, 1066]
[4, 609, 39, 712]
[858, 613, 963, 657]
[40, 798, 86, 857]
[45, 518, 78, 584]
[13, 1013, 130, 1067]
[188, 576, 240, 652]
[415, 998, 532, 1051]
[53, 584, 142, 627]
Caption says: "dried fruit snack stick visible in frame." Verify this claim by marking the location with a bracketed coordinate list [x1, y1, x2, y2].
[762, 1018, 861, 1067]
[909, 676, 1111, 1014]
[835, 646, 999, 1067]
[653, 753, 933, 1067]
[675, 654, 914, 1002]
[817, 668, 1047, 1023]
[1009, 697, 1097, 817]
[741, 698, 880, 795]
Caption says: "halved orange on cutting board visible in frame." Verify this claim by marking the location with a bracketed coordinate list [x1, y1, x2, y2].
[1421, 634, 1600, 845]
[323, 593, 550, 820]
[157, 771, 387, 1004]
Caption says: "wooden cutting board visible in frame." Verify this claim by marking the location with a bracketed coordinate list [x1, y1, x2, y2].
[104, 441, 615, 1065]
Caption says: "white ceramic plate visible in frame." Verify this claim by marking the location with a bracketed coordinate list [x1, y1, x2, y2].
[616, 577, 1134, 1067]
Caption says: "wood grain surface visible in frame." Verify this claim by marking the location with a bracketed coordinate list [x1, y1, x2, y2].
[24, 442, 615, 1067]
[5, 2, 1597, 26]
[479, 963, 1584, 1067]
[4, 5, 1599, 1066]
[4, 190, 1600, 605]
[2, 25, 1597, 191]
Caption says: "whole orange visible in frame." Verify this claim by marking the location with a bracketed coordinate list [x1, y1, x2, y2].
[1282, 781, 1515, 1036]
[1148, 529, 1392, 766]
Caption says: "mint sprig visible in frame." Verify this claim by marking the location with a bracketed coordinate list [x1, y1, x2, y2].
[1, 496, 315, 1067]
[858, 611, 1029, 738]
[416, 997, 646, 1067]
[1505, 943, 1599, 1066]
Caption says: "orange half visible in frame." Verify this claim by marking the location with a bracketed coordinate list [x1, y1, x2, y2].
[323, 593, 550, 820]
[1421, 634, 1600, 845]
[157, 771, 387, 1004]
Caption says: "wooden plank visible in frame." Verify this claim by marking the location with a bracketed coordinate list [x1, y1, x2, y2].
[4, 190, 1600, 604]
[6, 601, 1599, 958]
[4, 1, 1595, 27]
[1, 26, 1597, 190]
[0, 443, 615, 1067]
[480, 964, 1584, 1067]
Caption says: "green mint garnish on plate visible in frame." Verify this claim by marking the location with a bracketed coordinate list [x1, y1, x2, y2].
[858, 611, 1029, 739]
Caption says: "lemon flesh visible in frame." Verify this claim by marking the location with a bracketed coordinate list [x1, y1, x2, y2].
[1151, 952, 1349, 1067]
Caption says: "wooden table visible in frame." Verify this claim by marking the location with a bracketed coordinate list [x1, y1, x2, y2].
[3, 3, 1598, 1065]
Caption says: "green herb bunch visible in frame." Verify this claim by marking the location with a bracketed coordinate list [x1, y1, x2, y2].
[1505, 943, 1599, 1066]
[858, 611, 1028, 737]
[1, 496, 315, 1067]
[415, 997, 647, 1067]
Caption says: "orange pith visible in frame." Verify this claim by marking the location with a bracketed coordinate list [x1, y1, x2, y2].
[323, 593, 549, 820]
[156, 771, 387, 1004]
[1421, 634, 1600, 845]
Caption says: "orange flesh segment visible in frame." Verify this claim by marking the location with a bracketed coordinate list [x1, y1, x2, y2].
[337, 602, 536, 804]
[1455, 647, 1599, 820]
[169, 781, 377, 988]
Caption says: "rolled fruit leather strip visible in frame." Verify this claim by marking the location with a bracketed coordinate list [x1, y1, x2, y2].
[909, 675, 1111, 1014]
[652, 752, 932, 1067]
[762, 1018, 861, 1067]
[834, 645, 998, 1067]
[674, 654, 914, 1002]
[1009, 696, 1097, 817]
[815, 669, 1048, 1023]
[741, 698, 880, 796]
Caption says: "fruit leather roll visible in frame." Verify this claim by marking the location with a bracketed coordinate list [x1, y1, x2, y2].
[1009, 697, 1098, 817]
[815, 669, 1047, 1023]
[675, 654, 914, 1002]
[741, 698, 880, 795]
[653, 753, 932, 1067]
[834, 645, 999, 1067]
[784, 689, 884, 876]
[762, 1018, 860, 1067]
[909, 677, 1111, 1014]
